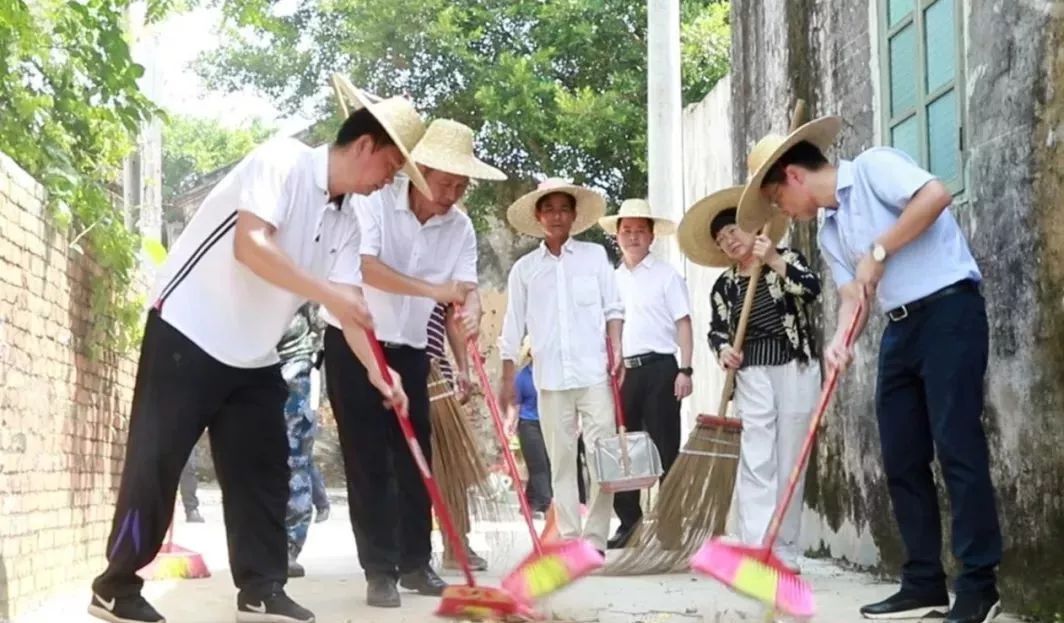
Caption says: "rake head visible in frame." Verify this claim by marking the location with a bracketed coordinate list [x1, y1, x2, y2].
[691, 538, 814, 619]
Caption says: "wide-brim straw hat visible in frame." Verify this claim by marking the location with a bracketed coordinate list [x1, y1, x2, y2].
[506, 178, 606, 238]
[598, 198, 677, 236]
[411, 119, 506, 181]
[678, 185, 790, 268]
[736, 116, 842, 232]
[330, 73, 433, 200]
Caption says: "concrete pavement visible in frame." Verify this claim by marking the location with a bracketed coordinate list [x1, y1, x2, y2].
[13, 488, 1019, 623]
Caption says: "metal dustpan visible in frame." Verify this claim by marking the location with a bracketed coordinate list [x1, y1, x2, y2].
[594, 338, 663, 493]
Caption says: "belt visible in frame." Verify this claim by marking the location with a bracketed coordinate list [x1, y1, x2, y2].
[886, 280, 978, 322]
[380, 341, 413, 350]
[623, 352, 674, 369]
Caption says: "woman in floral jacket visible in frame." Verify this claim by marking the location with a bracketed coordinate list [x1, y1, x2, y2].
[677, 186, 821, 572]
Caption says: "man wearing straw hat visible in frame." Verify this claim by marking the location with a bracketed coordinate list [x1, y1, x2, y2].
[739, 118, 1002, 623]
[88, 81, 424, 623]
[597, 200, 693, 550]
[322, 117, 506, 608]
[498, 179, 624, 555]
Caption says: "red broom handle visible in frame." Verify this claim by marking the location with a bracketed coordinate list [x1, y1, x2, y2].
[761, 301, 863, 550]
[605, 337, 626, 432]
[363, 329, 478, 587]
[458, 306, 543, 553]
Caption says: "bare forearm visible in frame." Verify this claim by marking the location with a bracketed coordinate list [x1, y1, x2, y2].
[606, 319, 623, 356]
[361, 255, 436, 298]
[876, 181, 952, 255]
[445, 318, 470, 373]
[834, 287, 870, 343]
[676, 316, 693, 368]
[234, 226, 331, 304]
[341, 323, 380, 376]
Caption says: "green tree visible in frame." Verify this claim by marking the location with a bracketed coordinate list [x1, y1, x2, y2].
[0, 0, 160, 353]
[196, 0, 730, 246]
[162, 115, 274, 200]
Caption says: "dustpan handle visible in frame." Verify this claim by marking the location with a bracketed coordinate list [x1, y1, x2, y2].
[762, 301, 862, 549]
[605, 337, 632, 474]
[363, 328, 478, 587]
[457, 306, 543, 552]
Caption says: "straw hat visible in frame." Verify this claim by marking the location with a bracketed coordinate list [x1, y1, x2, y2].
[411, 119, 506, 181]
[677, 185, 790, 268]
[330, 73, 433, 200]
[505, 178, 606, 238]
[736, 116, 842, 232]
[597, 199, 677, 236]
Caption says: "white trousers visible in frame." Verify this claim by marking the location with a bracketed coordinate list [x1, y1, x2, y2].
[734, 359, 820, 564]
[537, 382, 616, 550]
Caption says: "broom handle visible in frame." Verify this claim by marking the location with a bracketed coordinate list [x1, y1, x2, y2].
[715, 99, 808, 419]
[762, 301, 862, 549]
[460, 321, 543, 553]
[362, 328, 478, 587]
[605, 337, 631, 474]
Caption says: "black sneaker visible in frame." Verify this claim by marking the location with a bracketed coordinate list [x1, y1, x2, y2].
[314, 507, 330, 523]
[945, 590, 1001, 623]
[366, 574, 401, 608]
[399, 565, 448, 596]
[87, 593, 165, 623]
[860, 589, 950, 619]
[607, 524, 637, 549]
[236, 591, 315, 623]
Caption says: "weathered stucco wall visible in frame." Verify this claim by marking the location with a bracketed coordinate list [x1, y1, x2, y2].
[731, 0, 1064, 616]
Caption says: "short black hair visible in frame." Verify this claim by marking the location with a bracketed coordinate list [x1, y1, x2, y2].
[617, 217, 655, 233]
[761, 140, 829, 186]
[335, 108, 395, 149]
[709, 207, 737, 240]
[535, 192, 577, 212]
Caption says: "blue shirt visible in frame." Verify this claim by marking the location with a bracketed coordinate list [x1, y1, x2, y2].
[515, 364, 538, 421]
[818, 147, 982, 311]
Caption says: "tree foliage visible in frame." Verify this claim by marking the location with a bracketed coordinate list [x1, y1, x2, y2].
[197, 0, 730, 243]
[162, 115, 274, 200]
[0, 0, 160, 354]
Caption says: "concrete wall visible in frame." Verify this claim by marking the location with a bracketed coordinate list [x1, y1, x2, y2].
[0, 153, 138, 619]
[730, 0, 1064, 615]
[678, 76, 733, 429]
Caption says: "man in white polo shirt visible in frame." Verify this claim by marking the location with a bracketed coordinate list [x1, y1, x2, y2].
[322, 118, 506, 609]
[597, 200, 693, 549]
[87, 88, 427, 623]
[498, 178, 624, 555]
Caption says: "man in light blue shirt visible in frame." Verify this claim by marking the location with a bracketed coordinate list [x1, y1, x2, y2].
[737, 117, 1002, 623]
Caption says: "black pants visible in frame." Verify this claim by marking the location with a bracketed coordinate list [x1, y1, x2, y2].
[93, 310, 290, 599]
[877, 287, 1001, 595]
[613, 356, 682, 530]
[324, 327, 432, 577]
[517, 419, 552, 512]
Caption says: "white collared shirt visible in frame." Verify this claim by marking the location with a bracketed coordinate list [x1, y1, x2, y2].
[499, 239, 624, 391]
[152, 138, 362, 368]
[321, 176, 477, 348]
[615, 254, 690, 357]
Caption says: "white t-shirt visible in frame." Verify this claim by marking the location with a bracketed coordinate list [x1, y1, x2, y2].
[615, 254, 690, 357]
[152, 138, 362, 368]
[322, 176, 478, 349]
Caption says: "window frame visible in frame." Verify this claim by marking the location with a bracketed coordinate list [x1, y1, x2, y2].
[878, 0, 967, 195]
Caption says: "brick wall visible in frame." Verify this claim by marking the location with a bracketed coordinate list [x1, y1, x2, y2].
[0, 152, 138, 620]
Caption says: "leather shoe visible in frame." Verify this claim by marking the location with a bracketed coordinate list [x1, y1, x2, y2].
[314, 507, 330, 523]
[366, 575, 401, 608]
[607, 524, 637, 549]
[945, 590, 1001, 623]
[860, 588, 949, 619]
[399, 566, 448, 596]
[185, 509, 204, 523]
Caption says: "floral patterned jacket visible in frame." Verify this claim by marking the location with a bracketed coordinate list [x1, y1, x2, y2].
[708, 248, 821, 364]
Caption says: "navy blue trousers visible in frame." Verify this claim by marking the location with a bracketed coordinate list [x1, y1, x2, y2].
[876, 286, 1001, 595]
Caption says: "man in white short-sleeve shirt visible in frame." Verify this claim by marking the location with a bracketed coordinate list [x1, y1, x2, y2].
[597, 200, 693, 550]
[321, 119, 506, 609]
[88, 95, 430, 623]
[498, 178, 624, 554]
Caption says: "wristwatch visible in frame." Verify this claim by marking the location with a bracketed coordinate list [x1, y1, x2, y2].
[871, 242, 888, 263]
[678, 367, 693, 376]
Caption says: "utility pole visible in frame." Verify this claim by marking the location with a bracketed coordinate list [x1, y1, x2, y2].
[647, 0, 684, 269]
